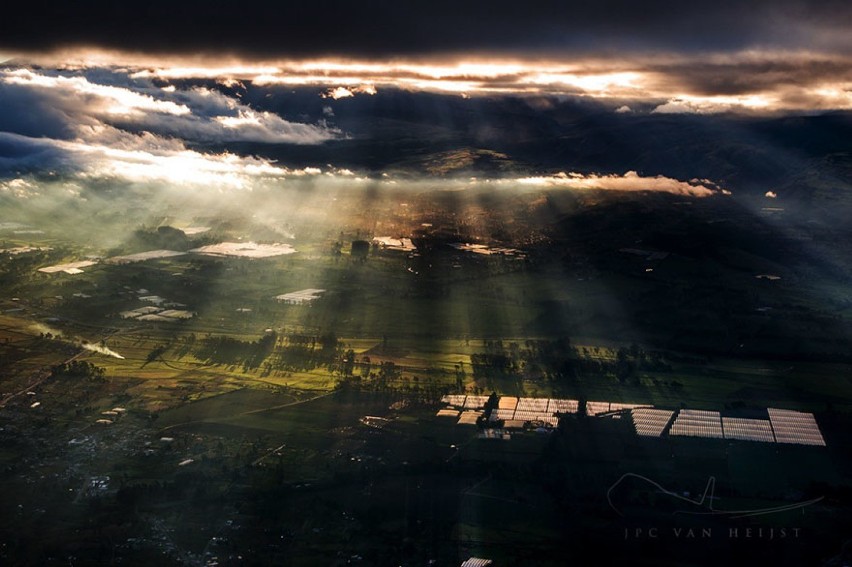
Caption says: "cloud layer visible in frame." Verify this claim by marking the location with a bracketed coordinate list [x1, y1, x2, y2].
[10, 51, 850, 113]
[0, 68, 339, 144]
[0, 130, 341, 190]
[0, 66, 344, 190]
[509, 171, 727, 197]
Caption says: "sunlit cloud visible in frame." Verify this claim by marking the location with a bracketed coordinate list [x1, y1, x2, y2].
[2, 68, 190, 116]
[506, 171, 728, 197]
[0, 50, 835, 203]
[1, 127, 727, 198]
[321, 84, 377, 99]
[0, 68, 340, 144]
[6, 48, 850, 112]
[129, 65, 281, 80]
[0, 177, 39, 198]
[519, 70, 642, 95]
[0, 126, 334, 190]
[651, 93, 775, 114]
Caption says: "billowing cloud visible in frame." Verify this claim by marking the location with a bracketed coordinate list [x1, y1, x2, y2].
[0, 177, 39, 198]
[0, 130, 329, 189]
[2, 68, 190, 116]
[651, 94, 774, 114]
[321, 84, 377, 99]
[506, 171, 728, 197]
[1, 129, 728, 199]
[0, 68, 339, 144]
[0, 66, 339, 190]
[0, 55, 827, 200]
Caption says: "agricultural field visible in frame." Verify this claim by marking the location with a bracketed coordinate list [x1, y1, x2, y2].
[0, 183, 850, 566]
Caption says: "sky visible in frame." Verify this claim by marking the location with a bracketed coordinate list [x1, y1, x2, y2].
[0, 1, 849, 195]
[1, 0, 850, 57]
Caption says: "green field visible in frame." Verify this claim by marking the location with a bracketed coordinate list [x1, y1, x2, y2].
[1, 186, 851, 565]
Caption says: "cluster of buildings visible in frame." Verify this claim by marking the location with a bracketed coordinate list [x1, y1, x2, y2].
[437, 394, 827, 446]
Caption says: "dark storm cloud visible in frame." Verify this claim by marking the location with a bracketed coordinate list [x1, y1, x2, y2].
[0, 132, 69, 172]
[644, 59, 852, 97]
[0, 0, 850, 57]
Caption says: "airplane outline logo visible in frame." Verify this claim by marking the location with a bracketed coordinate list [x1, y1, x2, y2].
[607, 473, 823, 519]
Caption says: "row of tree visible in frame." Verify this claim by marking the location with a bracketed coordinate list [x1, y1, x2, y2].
[469, 338, 672, 384]
[50, 360, 106, 381]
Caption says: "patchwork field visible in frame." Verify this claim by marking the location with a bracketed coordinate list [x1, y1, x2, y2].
[0, 187, 850, 565]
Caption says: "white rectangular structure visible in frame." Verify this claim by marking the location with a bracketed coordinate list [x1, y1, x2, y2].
[38, 260, 97, 274]
[510, 410, 557, 424]
[547, 399, 579, 413]
[275, 289, 326, 305]
[106, 250, 185, 264]
[440, 395, 467, 407]
[464, 395, 490, 409]
[631, 408, 675, 437]
[157, 309, 194, 319]
[490, 408, 516, 421]
[722, 417, 775, 443]
[768, 408, 826, 446]
[457, 411, 482, 425]
[512, 410, 544, 422]
[517, 397, 549, 413]
[586, 401, 611, 416]
[670, 409, 723, 439]
[191, 241, 296, 258]
[610, 402, 649, 412]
